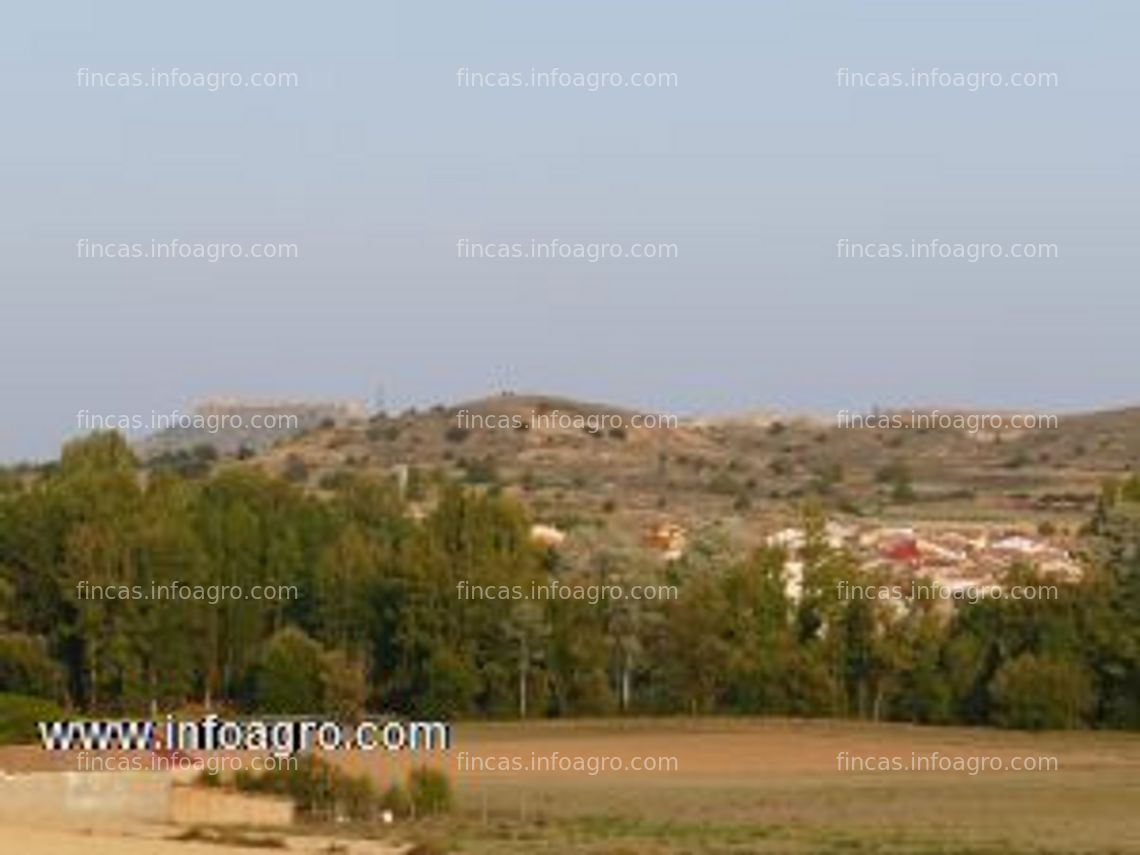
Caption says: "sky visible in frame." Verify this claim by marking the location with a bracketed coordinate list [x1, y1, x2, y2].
[1, 1, 1137, 461]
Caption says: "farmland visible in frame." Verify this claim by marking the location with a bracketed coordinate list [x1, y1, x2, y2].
[4, 718, 1137, 853]
[338, 718, 1140, 854]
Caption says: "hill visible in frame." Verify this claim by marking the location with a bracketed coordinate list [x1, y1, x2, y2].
[147, 392, 1140, 559]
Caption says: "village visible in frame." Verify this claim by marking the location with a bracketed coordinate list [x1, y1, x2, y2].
[532, 517, 1084, 606]
[764, 520, 1082, 603]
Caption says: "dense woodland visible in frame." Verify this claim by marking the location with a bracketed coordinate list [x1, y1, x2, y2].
[1, 431, 1138, 731]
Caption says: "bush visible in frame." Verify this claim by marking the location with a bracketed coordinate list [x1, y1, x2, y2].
[462, 456, 498, 485]
[318, 470, 353, 491]
[891, 479, 916, 503]
[811, 461, 843, 493]
[1003, 450, 1032, 470]
[232, 768, 261, 793]
[989, 654, 1094, 730]
[408, 766, 453, 817]
[283, 454, 309, 484]
[380, 782, 414, 819]
[232, 754, 384, 822]
[877, 460, 916, 503]
[191, 443, 219, 462]
[406, 466, 427, 501]
[708, 472, 739, 496]
[337, 773, 380, 821]
[875, 460, 910, 484]
[1120, 475, 1140, 503]
[240, 758, 453, 823]
[367, 424, 401, 442]
[443, 425, 471, 444]
[0, 693, 64, 745]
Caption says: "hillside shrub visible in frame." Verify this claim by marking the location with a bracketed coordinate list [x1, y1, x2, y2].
[443, 426, 471, 444]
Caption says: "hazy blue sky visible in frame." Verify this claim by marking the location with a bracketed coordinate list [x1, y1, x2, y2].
[2, 1, 1137, 460]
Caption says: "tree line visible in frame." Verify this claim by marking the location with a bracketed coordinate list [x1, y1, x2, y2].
[0, 431, 1137, 731]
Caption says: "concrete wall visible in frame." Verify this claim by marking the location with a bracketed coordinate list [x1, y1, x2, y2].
[0, 772, 291, 828]
[170, 786, 293, 827]
[0, 771, 170, 827]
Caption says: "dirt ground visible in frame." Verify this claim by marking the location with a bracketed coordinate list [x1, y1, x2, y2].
[3, 718, 1140, 853]
[340, 715, 1140, 783]
[0, 826, 404, 855]
[346, 718, 1140, 853]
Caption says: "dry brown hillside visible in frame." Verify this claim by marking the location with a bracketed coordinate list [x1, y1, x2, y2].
[167, 393, 1140, 559]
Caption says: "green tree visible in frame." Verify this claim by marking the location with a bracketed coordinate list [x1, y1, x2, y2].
[990, 653, 1094, 729]
[250, 626, 325, 714]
